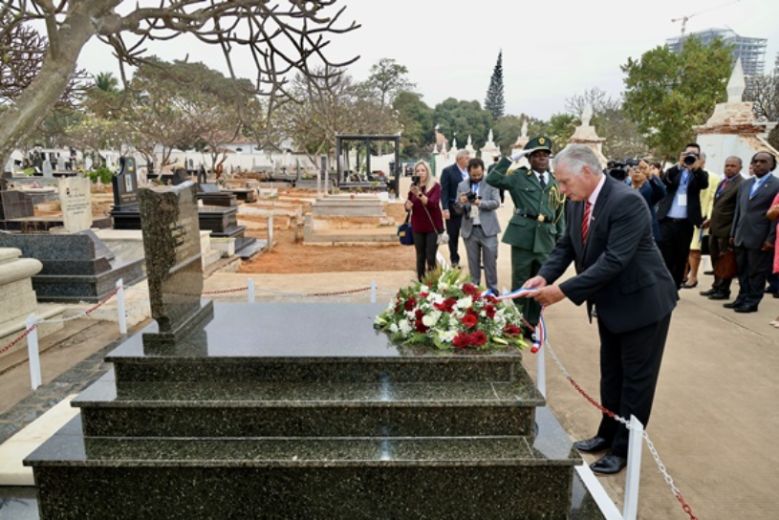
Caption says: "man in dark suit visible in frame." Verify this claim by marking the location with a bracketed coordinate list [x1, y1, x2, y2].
[725, 152, 779, 312]
[522, 145, 677, 475]
[700, 156, 744, 300]
[440, 150, 471, 267]
[656, 143, 710, 288]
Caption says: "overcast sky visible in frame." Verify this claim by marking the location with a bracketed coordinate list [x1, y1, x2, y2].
[77, 0, 779, 120]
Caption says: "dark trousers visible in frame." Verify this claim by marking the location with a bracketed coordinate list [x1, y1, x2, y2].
[596, 313, 671, 458]
[413, 231, 437, 281]
[445, 214, 462, 265]
[658, 218, 694, 288]
[734, 246, 773, 307]
[709, 235, 733, 294]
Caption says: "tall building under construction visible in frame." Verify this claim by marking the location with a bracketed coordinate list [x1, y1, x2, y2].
[666, 28, 767, 77]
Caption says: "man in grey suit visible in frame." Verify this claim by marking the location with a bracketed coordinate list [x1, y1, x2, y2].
[700, 156, 744, 300]
[454, 158, 501, 294]
[725, 151, 779, 312]
[521, 145, 677, 475]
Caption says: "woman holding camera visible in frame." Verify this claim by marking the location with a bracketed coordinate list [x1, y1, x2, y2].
[404, 160, 443, 281]
[629, 160, 666, 242]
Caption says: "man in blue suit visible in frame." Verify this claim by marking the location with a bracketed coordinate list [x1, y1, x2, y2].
[440, 150, 471, 267]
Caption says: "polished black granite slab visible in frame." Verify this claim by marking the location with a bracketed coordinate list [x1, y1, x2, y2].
[24, 409, 587, 519]
[108, 303, 524, 383]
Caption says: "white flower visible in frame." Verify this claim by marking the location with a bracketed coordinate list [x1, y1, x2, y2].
[437, 329, 457, 343]
[398, 319, 412, 335]
[389, 323, 399, 334]
[438, 282, 449, 291]
[406, 310, 416, 321]
[419, 284, 430, 293]
[456, 296, 473, 309]
[422, 310, 442, 327]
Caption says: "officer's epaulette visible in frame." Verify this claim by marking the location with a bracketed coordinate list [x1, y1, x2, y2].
[507, 165, 527, 176]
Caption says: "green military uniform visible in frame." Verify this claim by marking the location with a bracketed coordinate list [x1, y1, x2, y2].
[485, 136, 566, 328]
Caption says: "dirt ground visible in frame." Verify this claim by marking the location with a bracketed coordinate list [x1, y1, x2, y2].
[239, 195, 415, 274]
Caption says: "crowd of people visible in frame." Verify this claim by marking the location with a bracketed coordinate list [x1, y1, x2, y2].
[404, 137, 779, 332]
[403, 138, 778, 475]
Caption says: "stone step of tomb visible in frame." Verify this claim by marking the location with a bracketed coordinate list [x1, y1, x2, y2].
[25, 413, 578, 519]
[303, 226, 398, 245]
[72, 369, 542, 438]
[105, 304, 521, 385]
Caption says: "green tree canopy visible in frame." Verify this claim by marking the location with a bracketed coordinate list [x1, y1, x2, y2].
[621, 37, 732, 160]
[365, 58, 415, 108]
[393, 91, 434, 159]
[433, 98, 493, 150]
[484, 51, 505, 120]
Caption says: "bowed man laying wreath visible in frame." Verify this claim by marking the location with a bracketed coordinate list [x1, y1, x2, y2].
[374, 269, 527, 351]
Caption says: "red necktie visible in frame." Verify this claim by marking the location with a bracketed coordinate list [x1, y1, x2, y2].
[581, 201, 592, 243]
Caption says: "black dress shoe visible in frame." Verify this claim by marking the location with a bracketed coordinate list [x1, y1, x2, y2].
[734, 304, 758, 313]
[723, 301, 742, 309]
[699, 288, 717, 296]
[708, 291, 730, 300]
[704, 270, 714, 275]
[573, 436, 610, 453]
[590, 454, 627, 474]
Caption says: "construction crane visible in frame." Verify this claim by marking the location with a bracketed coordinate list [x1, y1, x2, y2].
[671, 0, 742, 36]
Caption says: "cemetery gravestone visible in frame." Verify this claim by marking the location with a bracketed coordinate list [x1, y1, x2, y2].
[112, 157, 138, 210]
[58, 176, 93, 233]
[42, 160, 53, 178]
[138, 181, 213, 347]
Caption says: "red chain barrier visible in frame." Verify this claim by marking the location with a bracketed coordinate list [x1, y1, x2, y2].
[202, 287, 247, 296]
[0, 286, 120, 356]
[201, 286, 372, 297]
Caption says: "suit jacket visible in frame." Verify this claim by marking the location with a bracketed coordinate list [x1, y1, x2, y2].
[708, 174, 743, 238]
[731, 174, 779, 249]
[485, 156, 566, 253]
[440, 164, 466, 211]
[538, 176, 677, 334]
[656, 165, 710, 226]
[453, 178, 501, 238]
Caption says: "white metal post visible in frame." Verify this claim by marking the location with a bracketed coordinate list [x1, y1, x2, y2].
[370, 280, 377, 303]
[116, 278, 127, 335]
[26, 314, 41, 390]
[623, 415, 644, 520]
[247, 278, 256, 303]
[268, 214, 274, 249]
[536, 343, 547, 398]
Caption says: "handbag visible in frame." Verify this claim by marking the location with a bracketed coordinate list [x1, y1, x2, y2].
[421, 204, 448, 245]
[397, 212, 414, 246]
[714, 248, 738, 280]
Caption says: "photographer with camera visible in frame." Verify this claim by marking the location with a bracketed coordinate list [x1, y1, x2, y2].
[656, 143, 710, 289]
[404, 160, 444, 281]
[454, 158, 501, 294]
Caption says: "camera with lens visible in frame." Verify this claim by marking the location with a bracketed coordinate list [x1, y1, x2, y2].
[682, 153, 699, 167]
[411, 175, 420, 186]
[466, 191, 478, 202]
[605, 160, 628, 182]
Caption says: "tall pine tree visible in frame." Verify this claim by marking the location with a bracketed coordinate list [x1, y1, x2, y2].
[484, 51, 505, 120]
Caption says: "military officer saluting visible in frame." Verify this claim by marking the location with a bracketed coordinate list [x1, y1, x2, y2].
[486, 136, 566, 336]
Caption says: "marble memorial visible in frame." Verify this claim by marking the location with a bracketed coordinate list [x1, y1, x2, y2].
[58, 176, 92, 233]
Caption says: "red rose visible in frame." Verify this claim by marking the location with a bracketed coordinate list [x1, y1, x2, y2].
[434, 297, 457, 313]
[461, 312, 478, 329]
[484, 305, 496, 319]
[471, 330, 487, 346]
[452, 332, 471, 349]
[419, 291, 429, 298]
[414, 309, 428, 332]
[503, 323, 522, 336]
[462, 283, 480, 298]
[404, 296, 417, 311]
[484, 295, 498, 304]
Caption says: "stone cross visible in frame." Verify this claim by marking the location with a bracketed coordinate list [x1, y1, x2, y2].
[581, 104, 593, 128]
[138, 181, 213, 347]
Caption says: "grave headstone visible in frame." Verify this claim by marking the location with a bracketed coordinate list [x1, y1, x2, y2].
[56, 155, 67, 172]
[4, 156, 15, 174]
[42, 160, 53, 178]
[139, 181, 213, 347]
[0, 191, 34, 220]
[58, 176, 93, 233]
[85, 156, 93, 171]
[112, 156, 139, 210]
[172, 168, 190, 186]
